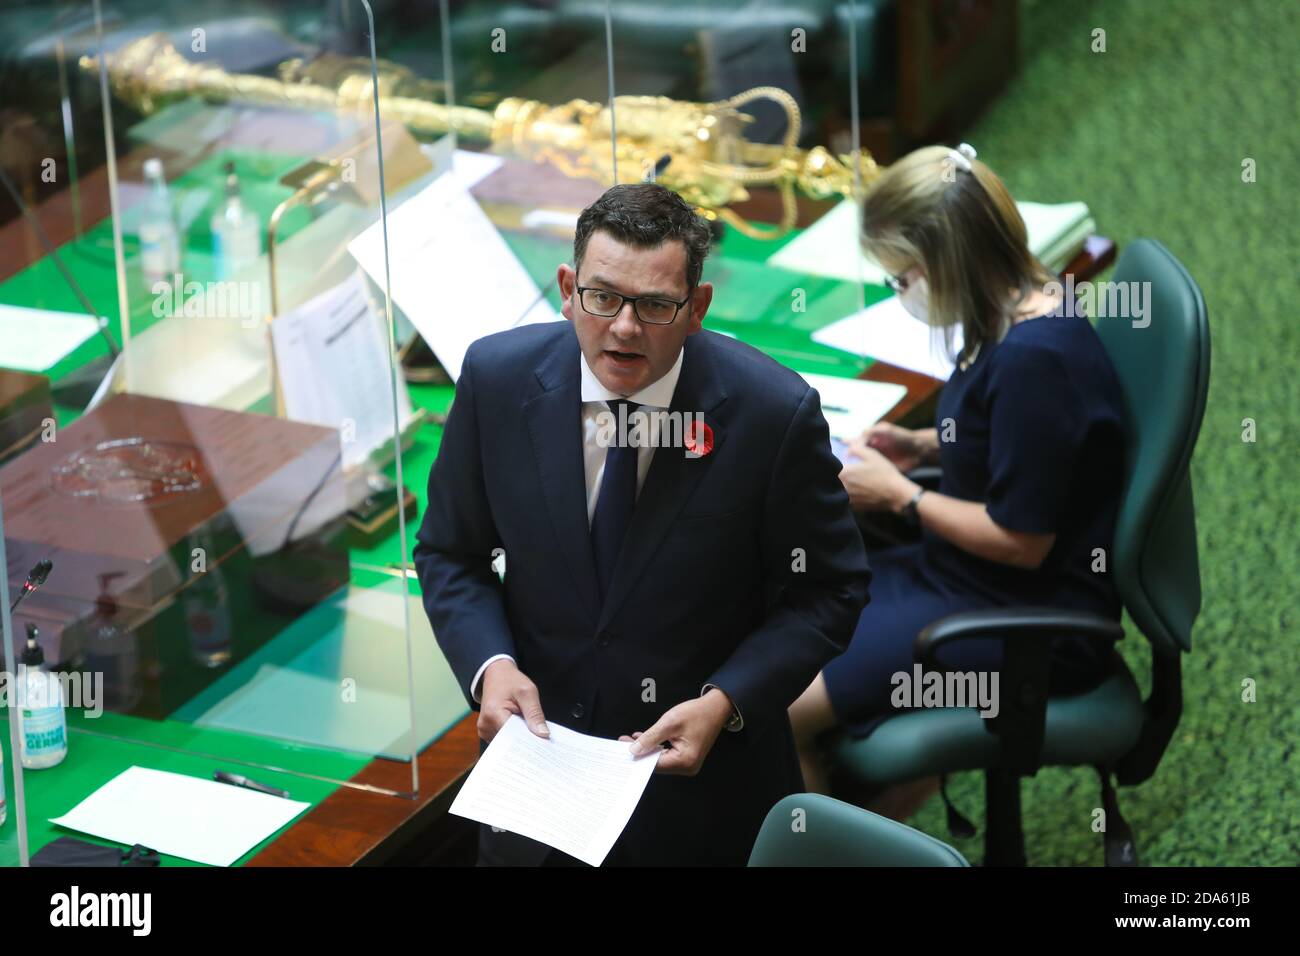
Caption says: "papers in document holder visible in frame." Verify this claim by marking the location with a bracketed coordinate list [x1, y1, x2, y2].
[347, 165, 560, 382]
[450, 714, 661, 866]
[49, 766, 309, 867]
[270, 268, 415, 471]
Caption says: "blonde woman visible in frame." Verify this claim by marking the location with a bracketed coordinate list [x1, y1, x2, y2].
[789, 145, 1127, 798]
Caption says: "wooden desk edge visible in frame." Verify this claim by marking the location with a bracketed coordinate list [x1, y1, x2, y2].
[246, 714, 480, 867]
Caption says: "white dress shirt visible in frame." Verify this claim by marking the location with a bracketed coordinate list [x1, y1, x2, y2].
[470, 349, 683, 702]
[579, 346, 685, 523]
[470, 346, 741, 730]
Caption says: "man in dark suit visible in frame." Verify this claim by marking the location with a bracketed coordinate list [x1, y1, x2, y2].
[413, 182, 870, 866]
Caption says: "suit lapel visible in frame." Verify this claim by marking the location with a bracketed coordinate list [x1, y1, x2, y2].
[596, 335, 728, 633]
[523, 331, 601, 625]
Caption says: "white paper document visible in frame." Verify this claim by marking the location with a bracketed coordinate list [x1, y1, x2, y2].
[0, 304, 101, 372]
[347, 168, 561, 382]
[450, 714, 661, 866]
[270, 268, 414, 470]
[49, 766, 310, 867]
[812, 294, 961, 381]
[799, 372, 908, 439]
[450, 147, 504, 189]
[767, 197, 1094, 283]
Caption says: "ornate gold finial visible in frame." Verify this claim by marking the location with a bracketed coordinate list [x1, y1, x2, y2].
[84, 34, 880, 240]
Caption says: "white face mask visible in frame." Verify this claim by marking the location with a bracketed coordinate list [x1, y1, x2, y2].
[897, 275, 930, 323]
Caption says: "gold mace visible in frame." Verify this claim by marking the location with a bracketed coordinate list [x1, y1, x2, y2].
[83, 33, 880, 239]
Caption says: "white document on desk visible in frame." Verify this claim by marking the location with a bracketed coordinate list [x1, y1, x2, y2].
[812, 294, 960, 381]
[767, 197, 1093, 282]
[347, 169, 560, 382]
[450, 714, 661, 866]
[49, 766, 309, 867]
[799, 372, 908, 439]
[0, 304, 101, 372]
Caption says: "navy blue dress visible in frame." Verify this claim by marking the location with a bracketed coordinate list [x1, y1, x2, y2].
[823, 309, 1127, 735]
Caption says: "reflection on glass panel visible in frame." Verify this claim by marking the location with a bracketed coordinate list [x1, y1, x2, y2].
[0, 0, 881, 866]
[604, 0, 879, 374]
[2, 495, 32, 867]
[0, 1, 438, 867]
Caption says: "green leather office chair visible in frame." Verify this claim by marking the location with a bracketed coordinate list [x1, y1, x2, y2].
[749, 793, 970, 866]
[827, 239, 1211, 866]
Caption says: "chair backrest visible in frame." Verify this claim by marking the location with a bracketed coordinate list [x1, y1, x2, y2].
[748, 793, 970, 866]
[1094, 239, 1210, 656]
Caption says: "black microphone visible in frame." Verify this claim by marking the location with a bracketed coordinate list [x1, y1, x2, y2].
[11, 558, 54, 613]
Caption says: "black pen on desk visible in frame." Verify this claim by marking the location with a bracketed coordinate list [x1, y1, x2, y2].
[214, 771, 290, 799]
[821, 404, 852, 415]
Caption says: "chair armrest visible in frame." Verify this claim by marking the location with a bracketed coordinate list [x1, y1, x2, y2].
[905, 465, 943, 490]
[913, 607, 1123, 773]
[914, 607, 1124, 665]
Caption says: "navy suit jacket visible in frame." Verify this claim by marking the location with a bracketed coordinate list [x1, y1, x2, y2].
[413, 321, 871, 865]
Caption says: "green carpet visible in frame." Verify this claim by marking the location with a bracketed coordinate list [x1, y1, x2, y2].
[903, 0, 1300, 865]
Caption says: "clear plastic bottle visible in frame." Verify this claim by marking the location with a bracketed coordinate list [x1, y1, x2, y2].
[17, 623, 68, 770]
[139, 157, 181, 286]
[210, 160, 261, 280]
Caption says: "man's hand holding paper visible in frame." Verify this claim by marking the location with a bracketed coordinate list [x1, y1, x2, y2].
[478, 658, 550, 743]
[449, 715, 662, 867]
[621, 688, 735, 776]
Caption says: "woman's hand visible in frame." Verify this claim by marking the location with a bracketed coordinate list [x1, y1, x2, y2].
[839, 446, 919, 513]
[851, 423, 935, 472]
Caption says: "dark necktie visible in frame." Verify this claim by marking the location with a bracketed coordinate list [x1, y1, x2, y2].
[591, 399, 639, 603]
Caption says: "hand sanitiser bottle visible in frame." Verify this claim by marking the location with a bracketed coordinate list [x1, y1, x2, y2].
[18, 623, 68, 770]
[139, 157, 181, 286]
[210, 160, 261, 280]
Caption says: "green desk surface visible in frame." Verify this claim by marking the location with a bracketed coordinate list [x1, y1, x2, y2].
[0, 145, 882, 866]
[1, 711, 368, 867]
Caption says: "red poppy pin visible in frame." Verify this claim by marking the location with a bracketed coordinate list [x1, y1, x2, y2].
[684, 419, 715, 459]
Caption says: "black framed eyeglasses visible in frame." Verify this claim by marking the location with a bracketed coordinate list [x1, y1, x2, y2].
[576, 285, 690, 326]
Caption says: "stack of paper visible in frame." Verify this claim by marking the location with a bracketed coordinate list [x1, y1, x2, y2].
[767, 197, 1095, 283]
[1019, 200, 1096, 273]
